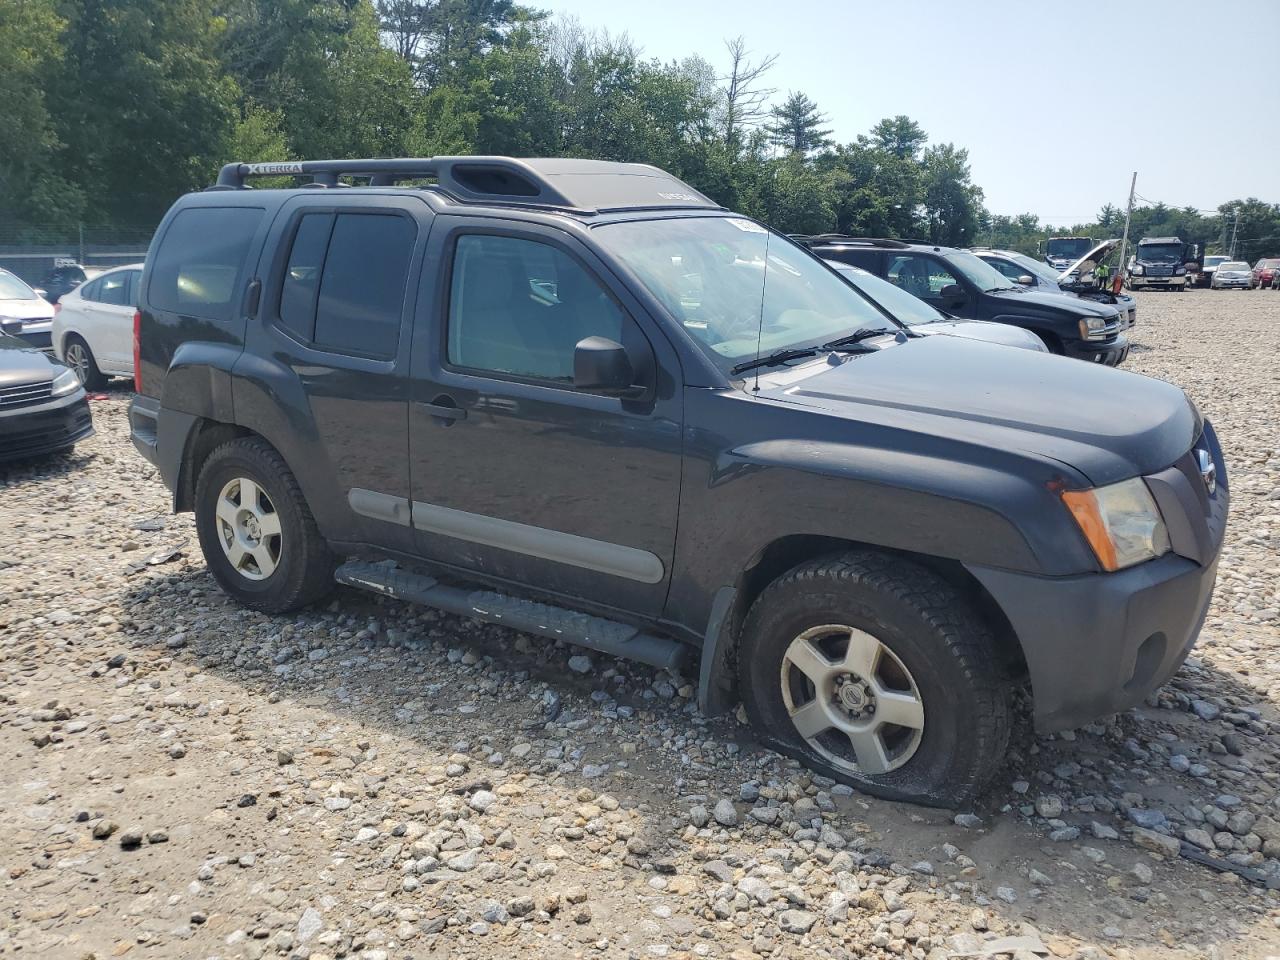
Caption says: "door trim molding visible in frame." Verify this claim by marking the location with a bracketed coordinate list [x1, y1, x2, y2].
[347, 488, 666, 584]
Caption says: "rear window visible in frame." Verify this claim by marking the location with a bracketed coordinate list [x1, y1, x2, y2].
[148, 207, 263, 321]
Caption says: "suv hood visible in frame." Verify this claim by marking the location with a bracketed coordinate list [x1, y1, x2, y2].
[1058, 238, 1119, 283]
[989, 286, 1118, 319]
[759, 335, 1196, 486]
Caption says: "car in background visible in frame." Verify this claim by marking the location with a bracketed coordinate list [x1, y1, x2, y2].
[971, 243, 1137, 330]
[1252, 258, 1280, 290]
[797, 236, 1128, 364]
[38, 264, 90, 304]
[1211, 262, 1253, 289]
[824, 261, 1048, 352]
[0, 332, 94, 462]
[53, 262, 144, 388]
[1195, 254, 1232, 288]
[0, 268, 57, 351]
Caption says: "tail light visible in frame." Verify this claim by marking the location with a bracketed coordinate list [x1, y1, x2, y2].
[132, 310, 142, 393]
[53, 302, 62, 315]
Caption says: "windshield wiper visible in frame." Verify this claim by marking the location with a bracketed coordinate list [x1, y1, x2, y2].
[731, 347, 819, 375]
[821, 327, 894, 350]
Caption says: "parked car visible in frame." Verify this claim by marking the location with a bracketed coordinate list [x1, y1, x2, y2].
[53, 262, 144, 388]
[38, 264, 96, 304]
[1211, 261, 1253, 289]
[130, 156, 1226, 806]
[1251, 258, 1280, 289]
[1195, 254, 1232, 288]
[824, 261, 1048, 351]
[970, 243, 1137, 330]
[797, 236, 1128, 364]
[0, 268, 56, 351]
[0, 332, 94, 462]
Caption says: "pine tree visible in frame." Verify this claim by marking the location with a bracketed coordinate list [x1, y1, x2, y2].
[764, 92, 832, 155]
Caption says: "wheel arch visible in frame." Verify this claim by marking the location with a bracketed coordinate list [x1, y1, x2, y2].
[173, 417, 255, 513]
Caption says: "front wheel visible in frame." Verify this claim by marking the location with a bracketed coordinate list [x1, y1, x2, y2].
[738, 552, 1012, 807]
[63, 336, 105, 390]
[195, 437, 335, 613]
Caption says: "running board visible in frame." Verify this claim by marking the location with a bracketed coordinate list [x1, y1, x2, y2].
[334, 560, 691, 674]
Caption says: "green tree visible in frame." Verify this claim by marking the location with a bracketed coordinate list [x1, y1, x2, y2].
[921, 143, 983, 246]
[866, 115, 927, 160]
[49, 0, 239, 224]
[764, 92, 832, 155]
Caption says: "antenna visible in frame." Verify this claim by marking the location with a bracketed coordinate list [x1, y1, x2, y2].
[752, 229, 773, 394]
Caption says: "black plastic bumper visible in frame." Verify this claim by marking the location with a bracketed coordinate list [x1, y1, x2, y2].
[0, 390, 94, 462]
[968, 425, 1228, 732]
[1064, 334, 1129, 366]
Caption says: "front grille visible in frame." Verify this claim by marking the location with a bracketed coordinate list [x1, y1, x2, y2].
[0, 380, 54, 410]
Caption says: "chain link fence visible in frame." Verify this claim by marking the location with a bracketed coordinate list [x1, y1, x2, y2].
[0, 224, 156, 286]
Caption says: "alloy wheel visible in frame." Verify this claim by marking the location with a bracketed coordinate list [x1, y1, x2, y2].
[214, 477, 283, 581]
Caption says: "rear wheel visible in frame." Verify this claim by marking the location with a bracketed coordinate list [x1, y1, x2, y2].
[195, 437, 335, 613]
[738, 551, 1012, 806]
[63, 336, 105, 390]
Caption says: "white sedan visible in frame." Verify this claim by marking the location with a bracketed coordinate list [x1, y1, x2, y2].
[52, 262, 144, 387]
[0, 268, 57, 351]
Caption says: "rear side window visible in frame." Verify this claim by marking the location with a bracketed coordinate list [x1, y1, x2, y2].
[97, 272, 131, 306]
[79, 277, 103, 301]
[275, 212, 414, 358]
[148, 207, 263, 321]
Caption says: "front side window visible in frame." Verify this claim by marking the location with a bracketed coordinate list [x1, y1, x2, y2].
[593, 217, 897, 374]
[888, 254, 958, 298]
[447, 234, 625, 381]
[149, 207, 264, 321]
[944, 251, 1014, 291]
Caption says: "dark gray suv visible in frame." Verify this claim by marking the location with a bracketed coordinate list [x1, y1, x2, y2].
[129, 157, 1227, 806]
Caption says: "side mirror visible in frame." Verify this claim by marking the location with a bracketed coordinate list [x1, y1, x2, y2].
[938, 283, 965, 302]
[573, 336, 642, 397]
[1015, 275, 1035, 286]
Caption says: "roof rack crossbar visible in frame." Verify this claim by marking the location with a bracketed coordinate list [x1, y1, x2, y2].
[213, 157, 578, 208]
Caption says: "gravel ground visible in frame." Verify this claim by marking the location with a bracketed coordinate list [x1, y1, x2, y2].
[3, 289, 1280, 960]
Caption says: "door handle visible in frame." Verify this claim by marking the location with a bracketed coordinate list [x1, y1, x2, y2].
[417, 399, 467, 424]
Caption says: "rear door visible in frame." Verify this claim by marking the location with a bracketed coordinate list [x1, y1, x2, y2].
[241, 194, 429, 553]
[91, 269, 139, 373]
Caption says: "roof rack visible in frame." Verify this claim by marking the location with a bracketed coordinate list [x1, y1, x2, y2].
[209, 156, 723, 215]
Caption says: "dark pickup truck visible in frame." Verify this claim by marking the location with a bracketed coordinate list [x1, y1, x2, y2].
[796, 236, 1129, 365]
[130, 156, 1226, 806]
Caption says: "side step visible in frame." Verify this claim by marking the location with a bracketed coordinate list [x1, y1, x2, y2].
[334, 560, 691, 674]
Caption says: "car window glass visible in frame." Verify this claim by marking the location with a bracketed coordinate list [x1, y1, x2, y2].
[278, 213, 335, 341]
[79, 278, 103, 302]
[98, 272, 130, 306]
[313, 213, 414, 358]
[0, 271, 38, 300]
[126, 270, 141, 305]
[983, 257, 1024, 281]
[448, 234, 625, 381]
[888, 255, 956, 298]
[149, 207, 263, 321]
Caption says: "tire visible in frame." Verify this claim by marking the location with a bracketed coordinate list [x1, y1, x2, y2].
[738, 551, 1012, 807]
[63, 335, 106, 390]
[194, 436, 336, 613]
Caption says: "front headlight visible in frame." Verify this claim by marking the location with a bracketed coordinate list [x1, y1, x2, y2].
[1131, 264, 1145, 276]
[1062, 477, 1171, 571]
[50, 367, 81, 397]
[1078, 316, 1108, 340]
[1175, 266, 1187, 275]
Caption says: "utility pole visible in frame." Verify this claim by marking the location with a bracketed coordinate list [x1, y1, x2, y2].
[1228, 208, 1240, 260]
[1116, 171, 1137, 289]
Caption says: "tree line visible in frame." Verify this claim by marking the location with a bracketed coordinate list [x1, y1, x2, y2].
[3, 0, 1277, 263]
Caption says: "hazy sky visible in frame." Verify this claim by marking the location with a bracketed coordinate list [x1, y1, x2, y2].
[544, 0, 1278, 227]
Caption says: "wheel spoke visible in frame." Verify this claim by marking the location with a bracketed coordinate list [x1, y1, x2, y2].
[225, 540, 247, 570]
[785, 638, 836, 687]
[842, 629, 881, 679]
[238, 478, 259, 513]
[250, 544, 277, 577]
[789, 699, 834, 740]
[874, 690, 925, 730]
[257, 511, 281, 538]
[216, 495, 238, 528]
[845, 728, 891, 775]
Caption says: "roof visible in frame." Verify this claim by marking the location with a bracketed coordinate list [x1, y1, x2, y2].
[209, 157, 724, 216]
[792, 235, 956, 254]
[1138, 236, 1183, 243]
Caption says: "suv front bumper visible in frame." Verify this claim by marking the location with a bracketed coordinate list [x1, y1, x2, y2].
[1065, 333, 1129, 366]
[967, 425, 1228, 732]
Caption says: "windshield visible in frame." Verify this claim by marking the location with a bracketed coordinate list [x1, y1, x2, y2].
[1046, 238, 1093, 259]
[1137, 243, 1182, 263]
[1204, 256, 1230, 268]
[0, 272, 38, 301]
[828, 263, 946, 325]
[1219, 262, 1250, 272]
[945, 251, 1014, 291]
[594, 217, 900, 373]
